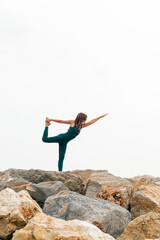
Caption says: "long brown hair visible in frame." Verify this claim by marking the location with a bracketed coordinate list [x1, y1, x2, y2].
[75, 112, 87, 134]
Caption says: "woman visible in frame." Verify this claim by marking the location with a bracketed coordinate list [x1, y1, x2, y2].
[42, 112, 108, 171]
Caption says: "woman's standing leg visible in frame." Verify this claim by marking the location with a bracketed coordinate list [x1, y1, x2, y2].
[58, 143, 67, 171]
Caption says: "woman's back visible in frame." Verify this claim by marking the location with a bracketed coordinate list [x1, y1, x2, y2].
[65, 122, 82, 142]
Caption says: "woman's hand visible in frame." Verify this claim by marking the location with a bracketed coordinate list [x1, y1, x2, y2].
[45, 117, 51, 127]
[100, 113, 108, 118]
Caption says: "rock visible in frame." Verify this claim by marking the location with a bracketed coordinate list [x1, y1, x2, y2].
[0, 177, 30, 191]
[130, 184, 160, 219]
[85, 171, 133, 209]
[12, 212, 115, 240]
[0, 188, 42, 239]
[0, 177, 69, 208]
[66, 169, 109, 189]
[116, 212, 160, 240]
[43, 190, 131, 238]
[126, 175, 160, 194]
[0, 168, 85, 194]
[33, 181, 69, 207]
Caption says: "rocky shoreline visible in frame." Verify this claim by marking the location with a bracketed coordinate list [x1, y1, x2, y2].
[0, 168, 160, 239]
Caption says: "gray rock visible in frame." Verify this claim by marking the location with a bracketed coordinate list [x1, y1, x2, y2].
[33, 181, 69, 207]
[0, 180, 7, 190]
[43, 190, 131, 238]
[0, 168, 85, 194]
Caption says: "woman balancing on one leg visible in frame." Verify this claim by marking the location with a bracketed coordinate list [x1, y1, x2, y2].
[42, 112, 108, 171]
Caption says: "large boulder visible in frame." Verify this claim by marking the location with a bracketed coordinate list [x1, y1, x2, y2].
[116, 212, 160, 240]
[85, 171, 133, 209]
[12, 213, 114, 240]
[0, 188, 42, 239]
[12, 212, 115, 240]
[43, 190, 131, 238]
[0, 168, 85, 194]
[130, 184, 160, 219]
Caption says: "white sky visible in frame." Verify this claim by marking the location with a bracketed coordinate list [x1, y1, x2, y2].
[0, 0, 160, 178]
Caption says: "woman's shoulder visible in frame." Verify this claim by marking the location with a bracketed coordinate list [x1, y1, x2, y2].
[70, 120, 75, 127]
[69, 121, 83, 129]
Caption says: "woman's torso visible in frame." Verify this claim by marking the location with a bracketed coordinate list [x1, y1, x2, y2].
[61, 121, 82, 143]
[68, 121, 81, 135]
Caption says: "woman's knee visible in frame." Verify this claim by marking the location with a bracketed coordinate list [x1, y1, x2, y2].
[42, 136, 46, 142]
[42, 136, 49, 142]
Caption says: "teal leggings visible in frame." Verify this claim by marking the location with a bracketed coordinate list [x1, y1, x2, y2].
[42, 127, 67, 171]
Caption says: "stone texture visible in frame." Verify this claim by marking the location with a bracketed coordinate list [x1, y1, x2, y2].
[12, 212, 115, 240]
[85, 171, 133, 209]
[34, 181, 69, 207]
[126, 175, 160, 194]
[43, 190, 131, 238]
[0, 168, 85, 194]
[0, 188, 42, 239]
[116, 212, 160, 240]
[130, 184, 160, 219]
[0, 178, 69, 208]
[66, 169, 108, 190]
[0, 177, 30, 191]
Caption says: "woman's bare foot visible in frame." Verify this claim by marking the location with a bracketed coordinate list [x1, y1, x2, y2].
[45, 117, 51, 127]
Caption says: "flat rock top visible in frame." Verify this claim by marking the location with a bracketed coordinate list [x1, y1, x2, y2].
[88, 172, 132, 187]
[127, 175, 160, 183]
[65, 169, 108, 184]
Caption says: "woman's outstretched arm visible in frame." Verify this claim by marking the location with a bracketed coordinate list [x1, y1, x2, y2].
[48, 118, 73, 124]
[82, 113, 108, 128]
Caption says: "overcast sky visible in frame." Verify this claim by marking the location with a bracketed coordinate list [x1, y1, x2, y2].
[0, 0, 160, 178]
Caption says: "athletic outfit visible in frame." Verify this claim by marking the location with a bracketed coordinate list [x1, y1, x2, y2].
[42, 123, 82, 171]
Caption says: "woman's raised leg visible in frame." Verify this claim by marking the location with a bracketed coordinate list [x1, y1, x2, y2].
[42, 126, 63, 143]
[58, 143, 67, 171]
